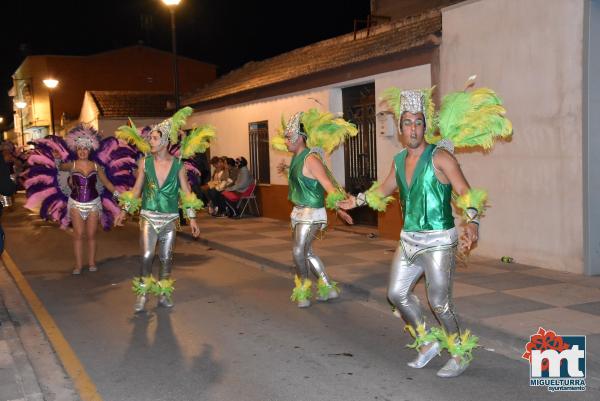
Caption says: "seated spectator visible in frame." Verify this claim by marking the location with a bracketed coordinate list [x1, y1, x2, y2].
[209, 157, 254, 217]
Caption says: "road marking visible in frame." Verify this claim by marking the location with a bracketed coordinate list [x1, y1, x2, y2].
[1, 251, 103, 401]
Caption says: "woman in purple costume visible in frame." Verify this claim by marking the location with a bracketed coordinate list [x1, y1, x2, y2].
[61, 127, 117, 275]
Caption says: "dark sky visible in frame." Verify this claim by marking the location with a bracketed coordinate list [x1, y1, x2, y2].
[0, 0, 371, 125]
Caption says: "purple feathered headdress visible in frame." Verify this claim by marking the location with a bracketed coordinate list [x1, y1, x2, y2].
[65, 125, 100, 152]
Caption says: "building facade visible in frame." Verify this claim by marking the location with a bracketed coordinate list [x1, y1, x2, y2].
[187, 0, 597, 275]
[8, 45, 216, 145]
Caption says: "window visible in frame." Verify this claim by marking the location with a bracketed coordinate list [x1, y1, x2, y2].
[248, 121, 270, 184]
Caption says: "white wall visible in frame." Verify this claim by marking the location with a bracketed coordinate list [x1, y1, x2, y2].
[187, 91, 332, 185]
[441, 0, 585, 273]
[187, 66, 432, 188]
[98, 118, 165, 139]
[79, 92, 99, 129]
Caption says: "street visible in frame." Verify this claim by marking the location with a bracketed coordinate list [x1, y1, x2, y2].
[2, 203, 596, 401]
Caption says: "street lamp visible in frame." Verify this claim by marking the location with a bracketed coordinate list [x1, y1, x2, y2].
[162, 0, 182, 109]
[15, 100, 27, 146]
[43, 78, 59, 135]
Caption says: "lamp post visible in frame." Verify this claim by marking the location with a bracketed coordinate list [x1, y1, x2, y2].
[15, 101, 27, 147]
[162, 0, 182, 109]
[43, 78, 59, 135]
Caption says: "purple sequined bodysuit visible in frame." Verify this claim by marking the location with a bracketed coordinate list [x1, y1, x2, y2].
[70, 172, 99, 202]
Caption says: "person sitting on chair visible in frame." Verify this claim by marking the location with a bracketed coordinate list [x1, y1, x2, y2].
[210, 157, 253, 217]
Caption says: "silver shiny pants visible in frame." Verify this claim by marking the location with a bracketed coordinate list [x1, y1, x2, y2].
[139, 218, 176, 279]
[387, 245, 459, 335]
[291, 223, 332, 286]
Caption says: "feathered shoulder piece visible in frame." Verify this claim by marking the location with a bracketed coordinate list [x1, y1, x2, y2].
[437, 79, 512, 151]
[180, 125, 216, 159]
[116, 119, 151, 154]
[301, 108, 358, 155]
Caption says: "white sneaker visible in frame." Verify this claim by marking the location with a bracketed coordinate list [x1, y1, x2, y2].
[407, 341, 441, 369]
[134, 295, 147, 313]
[436, 356, 470, 378]
[297, 299, 311, 308]
[158, 295, 174, 308]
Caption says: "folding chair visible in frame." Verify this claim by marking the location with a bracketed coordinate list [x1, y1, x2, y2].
[235, 180, 259, 218]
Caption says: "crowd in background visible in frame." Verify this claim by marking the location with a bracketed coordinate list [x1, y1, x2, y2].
[0, 138, 256, 221]
[196, 155, 254, 218]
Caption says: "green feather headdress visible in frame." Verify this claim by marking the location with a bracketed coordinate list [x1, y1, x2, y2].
[168, 106, 193, 145]
[302, 108, 358, 155]
[380, 86, 437, 141]
[271, 109, 358, 155]
[271, 115, 290, 152]
[437, 87, 512, 150]
[180, 125, 216, 159]
[115, 119, 151, 154]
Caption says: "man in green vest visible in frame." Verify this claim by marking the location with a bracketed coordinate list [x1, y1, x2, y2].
[339, 90, 480, 377]
[115, 115, 201, 313]
[279, 111, 355, 308]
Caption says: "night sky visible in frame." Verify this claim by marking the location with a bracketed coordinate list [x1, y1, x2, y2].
[0, 0, 371, 125]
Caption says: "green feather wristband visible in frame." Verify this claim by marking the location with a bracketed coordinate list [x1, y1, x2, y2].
[325, 190, 346, 210]
[118, 191, 141, 214]
[364, 182, 395, 212]
[455, 188, 487, 220]
[179, 191, 204, 211]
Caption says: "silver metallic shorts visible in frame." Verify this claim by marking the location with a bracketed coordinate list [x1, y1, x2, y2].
[68, 197, 101, 220]
[290, 206, 327, 230]
[400, 227, 458, 264]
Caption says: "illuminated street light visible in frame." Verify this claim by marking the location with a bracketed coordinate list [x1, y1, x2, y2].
[161, 0, 182, 109]
[43, 78, 59, 134]
[15, 100, 27, 146]
[43, 78, 59, 89]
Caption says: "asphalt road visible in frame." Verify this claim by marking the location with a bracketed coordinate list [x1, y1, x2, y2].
[2, 204, 595, 401]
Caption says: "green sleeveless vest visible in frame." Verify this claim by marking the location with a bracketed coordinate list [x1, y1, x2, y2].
[288, 148, 325, 208]
[394, 144, 454, 231]
[141, 156, 181, 213]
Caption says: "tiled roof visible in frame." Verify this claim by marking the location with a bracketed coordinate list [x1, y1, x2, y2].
[90, 91, 174, 118]
[184, 10, 442, 106]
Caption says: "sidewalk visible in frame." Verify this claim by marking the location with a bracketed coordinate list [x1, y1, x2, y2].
[0, 258, 79, 401]
[191, 214, 600, 381]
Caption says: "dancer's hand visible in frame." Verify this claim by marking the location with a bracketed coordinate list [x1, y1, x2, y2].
[190, 219, 200, 238]
[336, 208, 354, 225]
[459, 223, 479, 253]
[337, 196, 357, 210]
[114, 211, 127, 227]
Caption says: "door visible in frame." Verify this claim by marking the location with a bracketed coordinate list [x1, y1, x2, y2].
[342, 83, 378, 226]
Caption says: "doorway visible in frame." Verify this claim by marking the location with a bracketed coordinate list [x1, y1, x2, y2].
[342, 83, 378, 226]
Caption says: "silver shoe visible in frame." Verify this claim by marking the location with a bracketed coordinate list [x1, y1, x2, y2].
[158, 295, 174, 308]
[436, 356, 470, 378]
[316, 288, 339, 302]
[297, 299, 311, 308]
[407, 341, 441, 369]
[134, 295, 147, 313]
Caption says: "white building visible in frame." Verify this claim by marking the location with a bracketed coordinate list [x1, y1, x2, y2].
[182, 0, 600, 276]
[78, 91, 174, 137]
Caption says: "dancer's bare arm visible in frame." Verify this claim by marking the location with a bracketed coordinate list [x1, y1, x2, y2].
[178, 166, 200, 237]
[433, 150, 478, 251]
[115, 158, 145, 226]
[305, 155, 353, 225]
[338, 162, 398, 210]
